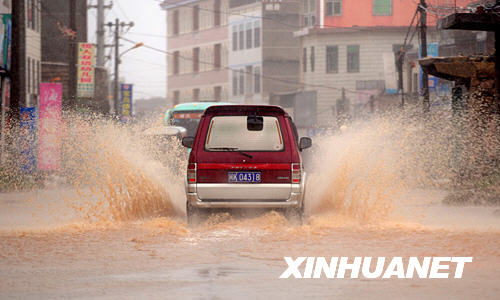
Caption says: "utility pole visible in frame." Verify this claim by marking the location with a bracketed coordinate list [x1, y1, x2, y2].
[114, 18, 120, 117]
[68, 0, 78, 108]
[89, 0, 113, 67]
[419, 0, 430, 112]
[10, 0, 26, 121]
[106, 19, 134, 117]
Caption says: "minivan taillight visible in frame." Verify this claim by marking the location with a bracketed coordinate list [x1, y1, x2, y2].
[291, 163, 301, 183]
[187, 163, 197, 183]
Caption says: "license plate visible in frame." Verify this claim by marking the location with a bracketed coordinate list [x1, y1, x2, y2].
[228, 172, 261, 183]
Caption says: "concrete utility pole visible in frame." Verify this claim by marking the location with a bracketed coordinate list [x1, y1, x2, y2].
[106, 19, 134, 117]
[68, 0, 78, 108]
[89, 0, 113, 67]
[10, 0, 26, 121]
[419, 0, 430, 112]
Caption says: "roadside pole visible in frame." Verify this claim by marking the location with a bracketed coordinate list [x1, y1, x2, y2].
[114, 18, 120, 117]
[10, 0, 25, 122]
[68, 0, 77, 108]
[106, 19, 134, 117]
[419, 0, 430, 112]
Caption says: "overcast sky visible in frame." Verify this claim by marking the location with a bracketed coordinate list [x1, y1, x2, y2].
[88, 0, 167, 100]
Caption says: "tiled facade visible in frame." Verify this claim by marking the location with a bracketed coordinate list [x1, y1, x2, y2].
[162, 0, 230, 107]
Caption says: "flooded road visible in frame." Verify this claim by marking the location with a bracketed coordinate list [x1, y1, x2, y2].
[1, 188, 500, 299]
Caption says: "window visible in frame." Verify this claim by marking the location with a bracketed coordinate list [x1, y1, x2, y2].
[27, 57, 31, 93]
[193, 88, 200, 101]
[193, 47, 200, 73]
[232, 26, 238, 51]
[173, 51, 179, 74]
[245, 65, 253, 95]
[303, 0, 316, 27]
[173, 91, 180, 105]
[373, 0, 392, 16]
[193, 5, 199, 31]
[232, 70, 238, 96]
[32, 0, 38, 31]
[246, 22, 253, 49]
[33, 59, 36, 93]
[347, 45, 360, 73]
[254, 66, 261, 94]
[310, 47, 315, 72]
[239, 24, 244, 50]
[239, 69, 244, 95]
[254, 21, 261, 48]
[173, 10, 179, 35]
[302, 48, 307, 72]
[326, 0, 342, 16]
[214, 43, 221, 69]
[36, 61, 40, 93]
[214, 86, 222, 101]
[214, 0, 221, 27]
[27, 0, 32, 29]
[326, 46, 339, 73]
[205, 116, 284, 152]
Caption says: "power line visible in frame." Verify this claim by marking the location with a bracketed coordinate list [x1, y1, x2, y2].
[152, 0, 348, 30]
[120, 36, 372, 96]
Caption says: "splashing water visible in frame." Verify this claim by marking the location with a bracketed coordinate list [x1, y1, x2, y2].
[306, 104, 500, 223]
[57, 113, 186, 223]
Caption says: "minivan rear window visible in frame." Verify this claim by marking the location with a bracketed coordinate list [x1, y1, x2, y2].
[205, 116, 284, 151]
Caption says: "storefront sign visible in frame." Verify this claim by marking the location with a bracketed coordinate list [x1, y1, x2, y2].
[19, 107, 36, 173]
[77, 43, 95, 98]
[38, 83, 62, 171]
[120, 84, 133, 123]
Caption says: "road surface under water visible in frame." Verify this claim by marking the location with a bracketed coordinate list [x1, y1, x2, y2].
[0, 187, 499, 299]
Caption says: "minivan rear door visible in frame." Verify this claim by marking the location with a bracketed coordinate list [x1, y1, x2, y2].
[195, 115, 293, 201]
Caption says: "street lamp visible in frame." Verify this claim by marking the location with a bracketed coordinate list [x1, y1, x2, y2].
[114, 42, 143, 117]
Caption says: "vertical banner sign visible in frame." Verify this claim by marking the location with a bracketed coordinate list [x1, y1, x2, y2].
[19, 107, 36, 173]
[77, 43, 95, 98]
[38, 83, 62, 171]
[120, 84, 133, 123]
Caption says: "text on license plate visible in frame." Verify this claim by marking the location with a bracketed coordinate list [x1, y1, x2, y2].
[228, 172, 261, 183]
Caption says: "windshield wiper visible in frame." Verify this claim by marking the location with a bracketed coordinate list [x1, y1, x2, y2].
[208, 147, 253, 158]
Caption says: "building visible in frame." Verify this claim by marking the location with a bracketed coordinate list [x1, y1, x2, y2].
[228, 0, 301, 104]
[161, 0, 230, 107]
[293, 0, 484, 127]
[3, 0, 41, 110]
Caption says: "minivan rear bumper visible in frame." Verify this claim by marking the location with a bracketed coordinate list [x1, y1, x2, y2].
[186, 182, 305, 209]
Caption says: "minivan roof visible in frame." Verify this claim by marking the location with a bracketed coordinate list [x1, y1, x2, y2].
[204, 105, 289, 116]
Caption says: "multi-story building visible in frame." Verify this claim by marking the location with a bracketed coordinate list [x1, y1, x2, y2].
[161, 0, 230, 107]
[41, 0, 88, 101]
[294, 0, 481, 126]
[228, 0, 301, 104]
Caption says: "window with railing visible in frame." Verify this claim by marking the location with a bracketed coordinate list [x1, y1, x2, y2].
[302, 0, 316, 27]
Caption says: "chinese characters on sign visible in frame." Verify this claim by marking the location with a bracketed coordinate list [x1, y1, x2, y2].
[77, 43, 95, 98]
[120, 84, 133, 123]
[19, 107, 36, 173]
[38, 83, 62, 171]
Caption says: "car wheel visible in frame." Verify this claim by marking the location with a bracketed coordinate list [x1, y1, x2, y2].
[186, 202, 208, 226]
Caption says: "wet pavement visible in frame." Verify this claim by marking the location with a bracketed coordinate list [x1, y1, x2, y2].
[1, 188, 499, 299]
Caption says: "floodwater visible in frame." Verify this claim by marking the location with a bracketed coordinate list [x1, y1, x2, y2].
[1, 111, 500, 299]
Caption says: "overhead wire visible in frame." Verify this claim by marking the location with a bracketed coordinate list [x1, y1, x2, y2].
[120, 36, 373, 96]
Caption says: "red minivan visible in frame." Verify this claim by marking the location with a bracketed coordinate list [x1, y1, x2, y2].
[182, 105, 312, 224]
